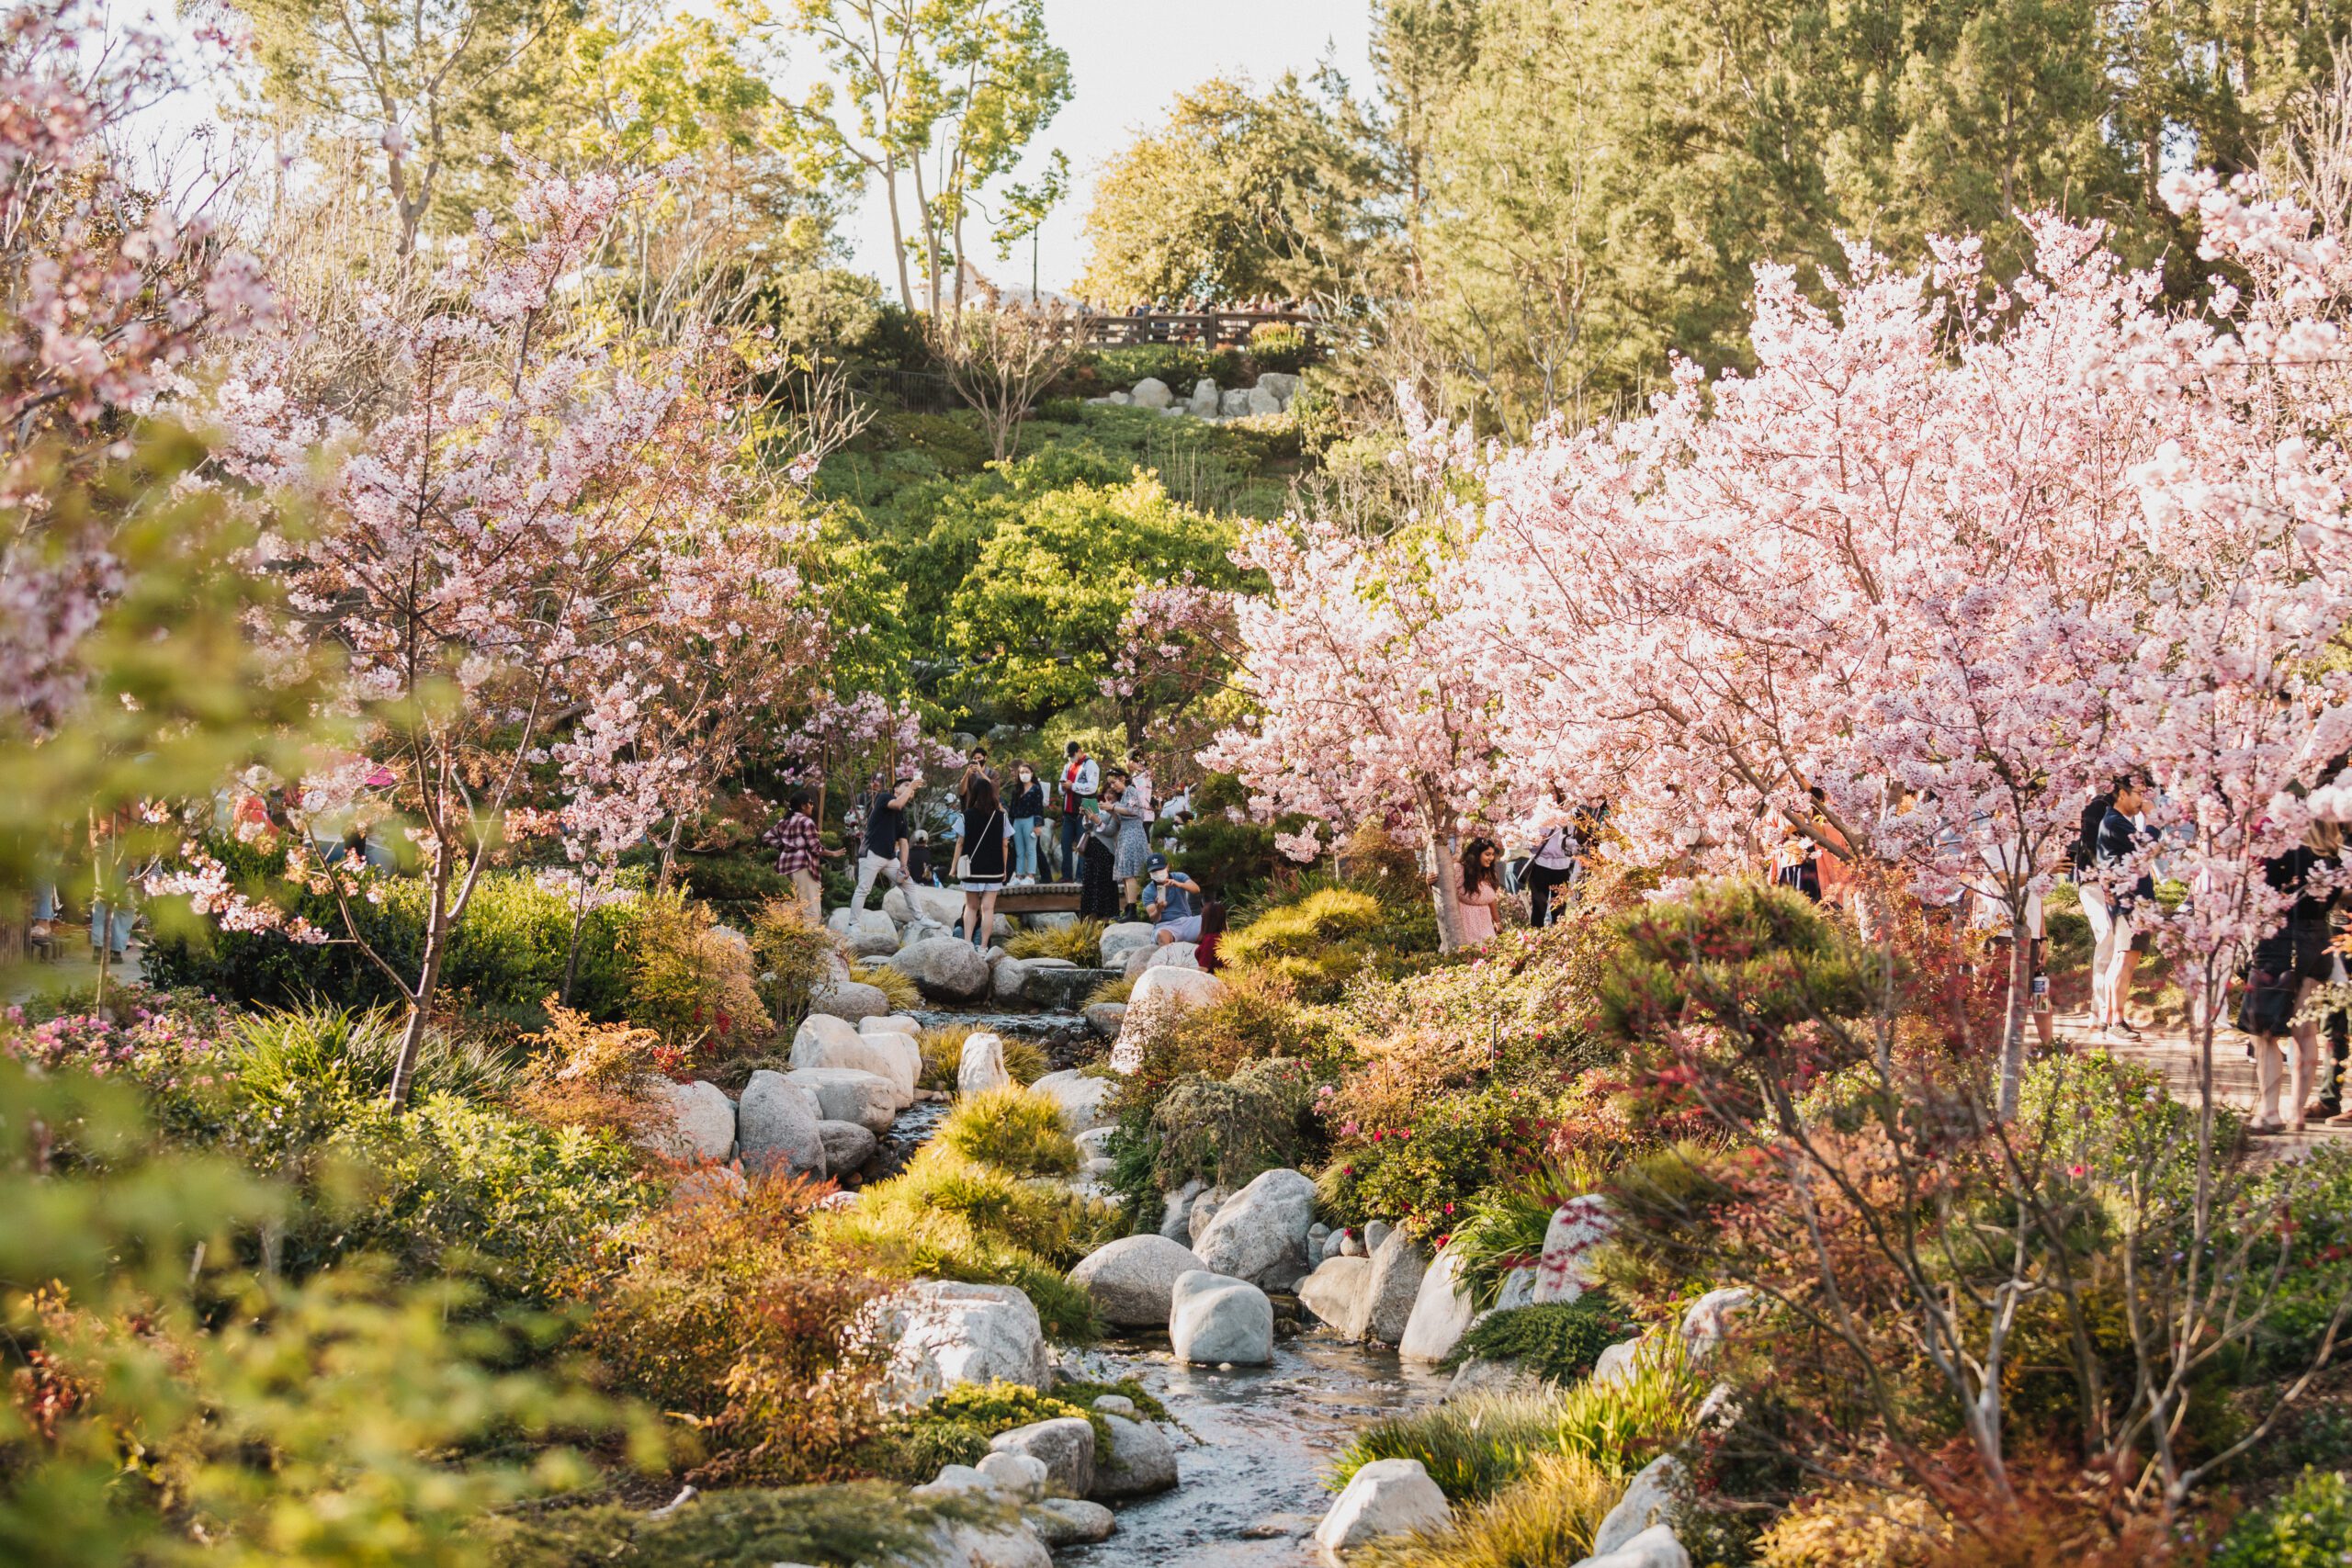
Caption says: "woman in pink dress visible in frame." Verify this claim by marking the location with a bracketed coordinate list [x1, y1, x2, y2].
[1456, 837, 1502, 946]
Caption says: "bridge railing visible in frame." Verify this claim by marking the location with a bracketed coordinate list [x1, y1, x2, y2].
[1067, 310, 1318, 349]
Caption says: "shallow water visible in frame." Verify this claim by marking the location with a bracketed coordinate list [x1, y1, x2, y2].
[1058, 1333, 1451, 1567]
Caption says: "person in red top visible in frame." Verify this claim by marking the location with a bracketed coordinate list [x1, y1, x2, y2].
[765, 790, 842, 924]
[1194, 899, 1228, 973]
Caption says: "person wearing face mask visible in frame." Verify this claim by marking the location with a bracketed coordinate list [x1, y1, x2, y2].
[1006, 761, 1046, 885]
[1143, 854, 1205, 942]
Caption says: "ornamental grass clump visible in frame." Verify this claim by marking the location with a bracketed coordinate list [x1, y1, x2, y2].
[1351, 1450, 1623, 1568]
[1004, 918, 1107, 962]
[936, 1086, 1079, 1178]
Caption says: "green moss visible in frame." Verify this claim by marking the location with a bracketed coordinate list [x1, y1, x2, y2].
[1442, 1297, 1634, 1385]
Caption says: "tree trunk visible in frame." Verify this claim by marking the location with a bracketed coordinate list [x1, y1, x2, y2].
[386, 853, 455, 1110]
[657, 816, 686, 890]
[883, 161, 916, 312]
[1428, 831, 1465, 953]
[560, 870, 590, 1007]
[1998, 907, 2029, 1120]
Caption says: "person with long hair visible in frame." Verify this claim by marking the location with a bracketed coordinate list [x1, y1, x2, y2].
[956, 772, 1012, 952]
[2242, 803, 2345, 1134]
[1007, 760, 1046, 884]
[1195, 899, 1229, 972]
[1457, 836, 1502, 946]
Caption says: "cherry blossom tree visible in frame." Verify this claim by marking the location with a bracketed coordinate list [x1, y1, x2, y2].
[214, 165, 825, 1108]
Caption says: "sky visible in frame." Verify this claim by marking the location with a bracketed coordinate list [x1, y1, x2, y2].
[842, 0, 1377, 299]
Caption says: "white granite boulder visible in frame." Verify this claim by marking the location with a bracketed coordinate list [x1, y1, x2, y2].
[1296, 1255, 1374, 1337]
[883, 1280, 1050, 1404]
[817, 1118, 877, 1174]
[1589, 1456, 1686, 1559]
[1023, 1497, 1115, 1546]
[861, 1013, 923, 1039]
[646, 1079, 735, 1163]
[1085, 1001, 1127, 1038]
[1091, 1409, 1179, 1496]
[1067, 1234, 1205, 1327]
[808, 977, 892, 1021]
[884, 883, 967, 927]
[989, 1416, 1095, 1499]
[1030, 1068, 1115, 1134]
[1363, 1231, 1425, 1347]
[1193, 1168, 1319, 1288]
[1573, 1525, 1690, 1568]
[1246, 383, 1282, 416]
[1097, 921, 1158, 965]
[1315, 1457, 1451, 1553]
[782, 1066, 899, 1133]
[1187, 378, 1220, 416]
[1399, 1245, 1476, 1363]
[1169, 1269, 1273, 1365]
[958, 1031, 1011, 1097]
[889, 936, 992, 1001]
[1532, 1194, 1614, 1304]
[976, 1450, 1051, 1501]
[790, 1015, 915, 1103]
[736, 1071, 825, 1177]
[1680, 1286, 1753, 1358]
[1129, 376, 1173, 409]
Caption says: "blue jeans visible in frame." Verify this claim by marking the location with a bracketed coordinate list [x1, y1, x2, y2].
[1058, 812, 1086, 880]
[91, 899, 131, 956]
[1012, 817, 1040, 876]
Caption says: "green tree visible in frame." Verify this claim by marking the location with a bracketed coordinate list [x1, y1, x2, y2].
[1075, 71, 1397, 306]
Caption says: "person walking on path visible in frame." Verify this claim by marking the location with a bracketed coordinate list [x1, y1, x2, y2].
[1058, 741, 1099, 881]
[2087, 776, 2157, 1040]
[1523, 806, 1578, 929]
[1007, 761, 1046, 884]
[1104, 765, 1153, 916]
[766, 790, 842, 924]
[848, 775, 921, 914]
[956, 772, 1013, 952]
[1455, 836, 1503, 946]
[2239, 807, 2344, 1133]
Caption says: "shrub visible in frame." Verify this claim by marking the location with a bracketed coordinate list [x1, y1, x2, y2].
[2214, 1468, 2352, 1568]
[1222, 886, 1387, 999]
[1447, 1165, 1601, 1311]
[627, 892, 772, 1057]
[917, 1026, 1046, 1091]
[749, 897, 840, 1032]
[1351, 1451, 1621, 1568]
[1332, 1389, 1566, 1502]
[1086, 975, 1135, 1007]
[1752, 1484, 1950, 1567]
[1318, 1082, 1537, 1242]
[937, 1087, 1079, 1178]
[482, 1482, 1001, 1568]
[1247, 321, 1316, 375]
[1005, 919, 1106, 962]
[510, 999, 673, 1145]
[1145, 1058, 1317, 1192]
[573, 1176, 890, 1483]
[1442, 1297, 1635, 1385]
[222, 1003, 517, 1105]
[852, 961, 922, 1013]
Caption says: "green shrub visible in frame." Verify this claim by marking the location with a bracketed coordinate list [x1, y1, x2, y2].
[223, 1004, 517, 1105]
[749, 896, 840, 1032]
[2214, 1469, 2352, 1568]
[1332, 1390, 1567, 1502]
[484, 1482, 1001, 1568]
[1318, 1083, 1532, 1242]
[1448, 1173, 1577, 1311]
[1222, 864, 1439, 1001]
[937, 1087, 1080, 1178]
[625, 891, 772, 1056]
[1086, 975, 1135, 1007]
[1005, 918, 1107, 962]
[1247, 321, 1316, 375]
[1145, 1057, 1316, 1192]
[1442, 1298, 1634, 1385]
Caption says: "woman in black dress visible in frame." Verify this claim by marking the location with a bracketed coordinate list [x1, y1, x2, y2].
[1078, 797, 1122, 920]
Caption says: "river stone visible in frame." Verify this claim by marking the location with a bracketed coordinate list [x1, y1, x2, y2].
[1339, 1228, 1366, 1258]
[1399, 1246, 1476, 1363]
[1295, 1255, 1374, 1337]
[830, 906, 899, 941]
[1258, 371, 1299, 400]
[927, 1520, 1054, 1568]
[1091, 1412, 1179, 1496]
[899, 917, 951, 951]
[848, 929, 900, 958]
[1098, 921, 1157, 965]
[1194, 1168, 1319, 1287]
[1085, 1001, 1127, 1038]
[862, 1013, 922, 1039]
[782, 1066, 898, 1132]
[1680, 1286, 1753, 1358]
[889, 937, 993, 1001]
[1315, 1457, 1451, 1552]
[1187, 1189, 1226, 1247]
[1532, 1195, 1614, 1304]
[990, 1416, 1095, 1499]
[809, 1120, 868, 1172]
[885, 883, 967, 926]
[1123, 940, 1199, 978]
[1364, 1220, 1392, 1255]
[808, 977, 891, 1021]
[915, 1463, 996, 1496]
[976, 1450, 1051, 1500]
[1590, 1456, 1687, 1558]
[1030, 1068, 1114, 1134]
[1129, 376, 1173, 409]
[1496, 1264, 1538, 1310]
[1246, 383, 1283, 416]
[1074, 1127, 1117, 1162]
[1446, 1356, 1552, 1401]
[1363, 1231, 1425, 1346]
[1023, 1497, 1115, 1546]
[1025, 964, 1114, 1010]
[1590, 1337, 1642, 1391]
[865, 1029, 923, 1093]
[1575, 1524, 1691, 1568]
[1068, 1234, 1204, 1327]
[958, 1032, 1011, 1096]
[647, 1078, 734, 1163]
[1091, 1394, 1136, 1416]
[1186, 377, 1220, 416]
[791, 1015, 914, 1103]
[1159, 1179, 1206, 1241]
[884, 1280, 1050, 1405]
[1219, 386, 1253, 417]
[1308, 1222, 1330, 1257]
[736, 1071, 825, 1177]
[990, 957, 1033, 1003]
[1169, 1269, 1273, 1365]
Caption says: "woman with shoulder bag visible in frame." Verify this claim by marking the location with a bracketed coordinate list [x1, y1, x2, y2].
[956, 773, 1014, 953]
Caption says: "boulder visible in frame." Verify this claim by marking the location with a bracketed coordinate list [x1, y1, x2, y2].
[1589, 1457, 1686, 1559]
[928, 1521, 1055, 1568]
[1496, 1264, 1538, 1310]
[647, 1079, 735, 1163]
[1257, 371, 1300, 400]
[899, 917, 951, 950]
[1186, 378, 1220, 416]
[808, 978, 891, 1021]
[1365, 1221, 1393, 1255]
[1187, 1190, 1225, 1247]
[1128, 963, 1227, 1013]
[1363, 1231, 1425, 1347]
[885, 883, 967, 927]
[957, 1032, 1011, 1097]
[977, 1450, 1051, 1501]
[991, 957, 1033, 1003]
[1194, 1168, 1319, 1287]
[1589, 1338, 1641, 1390]
[1091, 1395, 1136, 1416]
[791, 1015, 915, 1103]
[1574, 1525, 1690, 1568]
[1098, 921, 1158, 965]
[1074, 1126, 1117, 1160]
[1308, 1222, 1330, 1256]
[1680, 1286, 1753, 1358]
[889, 937, 993, 1001]
[914, 1463, 996, 1496]
[1532, 1195, 1614, 1304]
[1025, 964, 1114, 1010]
[1023, 1498, 1115, 1546]
[1399, 1246, 1476, 1363]
[1085, 1001, 1128, 1038]
[1130, 377, 1173, 409]
[1296, 1256, 1374, 1337]
[861, 1013, 923, 1039]
[736, 1071, 825, 1177]
[830, 906, 899, 941]
[864, 1029, 924, 1094]
[989, 1416, 1095, 1499]
[818, 1119, 877, 1175]
[1106, 390, 1130, 405]
[1091, 1412, 1179, 1497]
[1445, 1356, 1552, 1401]
[782, 1066, 899, 1133]
[1159, 1179, 1205, 1242]
[1123, 940, 1200, 978]
[1169, 1269, 1274, 1366]
[1321, 1228, 1348, 1261]
[884, 1280, 1050, 1404]
[1314, 1458, 1451, 1553]
[1067, 1234, 1205, 1327]
[671, 1164, 750, 1205]
[845, 929, 900, 958]
[1339, 1228, 1367, 1258]
[1030, 1068, 1115, 1134]
[1219, 386, 1253, 417]
[1246, 383, 1283, 417]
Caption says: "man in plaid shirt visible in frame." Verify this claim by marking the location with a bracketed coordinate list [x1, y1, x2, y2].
[764, 790, 842, 924]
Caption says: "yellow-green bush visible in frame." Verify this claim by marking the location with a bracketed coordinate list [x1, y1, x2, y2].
[1354, 1451, 1623, 1568]
[937, 1087, 1079, 1178]
[1222, 886, 1396, 1000]
[852, 961, 922, 1013]
[627, 891, 772, 1056]
[749, 897, 841, 1032]
[1005, 919, 1106, 962]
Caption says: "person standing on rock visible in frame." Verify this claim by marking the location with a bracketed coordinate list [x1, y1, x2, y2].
[767, 789, 842, 924]
[848, 774, 922, 915]
[1058, 740, 1099, 881]
[956, 772, 1013, 953]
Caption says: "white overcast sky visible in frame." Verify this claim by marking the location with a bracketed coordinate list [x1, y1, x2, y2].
[831, 0, 1376, 297]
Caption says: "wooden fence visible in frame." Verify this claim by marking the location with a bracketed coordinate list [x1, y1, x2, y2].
[1068, 310, 1318, 349]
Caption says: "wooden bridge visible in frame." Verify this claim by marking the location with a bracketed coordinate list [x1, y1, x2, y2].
[1069, 310, 1317, 349]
